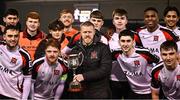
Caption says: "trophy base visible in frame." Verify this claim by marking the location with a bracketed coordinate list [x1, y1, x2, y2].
[68, 81, 82, 92]
[68, 88, 82, 92]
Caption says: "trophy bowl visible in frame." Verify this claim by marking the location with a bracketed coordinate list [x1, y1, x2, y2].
[63, 52, 84, 92]
[68, 54, 80, 70]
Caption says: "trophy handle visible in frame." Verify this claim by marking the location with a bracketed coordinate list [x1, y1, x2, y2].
[61, 55, 69, 68]
[78, 52, 84, 66]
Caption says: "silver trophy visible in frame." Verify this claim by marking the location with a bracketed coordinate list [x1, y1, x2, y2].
[64, 52, 84, 92]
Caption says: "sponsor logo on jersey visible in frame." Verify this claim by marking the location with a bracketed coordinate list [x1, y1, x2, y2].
[148, 48, 159, 54]
[10, 57, 17, 64]
[91, 51, 97, 59]
[154, 36, 159, 41]
[0, 65, 16, 75]
[124, 71, 143, 77]
[54, 70, 60, 75]
[41, 72, 45, 77]
[176, 75, 180, 81]
[39, 80, 58, 85]
[134, 60, 140, 67]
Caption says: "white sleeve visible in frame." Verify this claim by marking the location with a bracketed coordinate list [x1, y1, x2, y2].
[100, 36, 108, 45]
[61, 46, 72, 54]
[177, 41, 180, 53]
[22, 75, 31, 100]
[54, 74, 67, 100]
[54, 83, 65, 100]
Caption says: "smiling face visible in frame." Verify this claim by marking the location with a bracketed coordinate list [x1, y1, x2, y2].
[59, 13, 74, 28]
[144, 10, 159, 32]
[3, 29, 19, 50]
[26, 17, 40, 32]
[119, 36, 134, 54]
[164, 11, 179, 29]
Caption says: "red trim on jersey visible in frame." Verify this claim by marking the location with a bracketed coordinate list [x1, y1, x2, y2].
[154, 70, 160, 81]
[136, 28, 141, 33]
[162, 31, 173, 41]
[60, 64, 68, 74]
[35, 65, 41, 72]
[177, 75, 180, 80]
[136, 27, 145, 33]
[21, 55, 27, 67]
[134, 34, 141, 46]
[73, 33, 81, 45]
[115, 53, 120, 59]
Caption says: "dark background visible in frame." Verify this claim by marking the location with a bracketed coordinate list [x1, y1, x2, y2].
[1, 0, 180, 33]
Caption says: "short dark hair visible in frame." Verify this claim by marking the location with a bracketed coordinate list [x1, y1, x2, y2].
[144, 7, 158, 14]
[90, 10, 104, 20]
[45, 38, 60, 50]
[80, 21, 95, 29]
[119, 29, 134, 40]
[160, 40, 177, 52]
[4, 25, 19, 34]
[4, 8, 19, 17]
[112, 8, 128, 18]
[163, 6, 180, 17]
[48, 20, 64, 31]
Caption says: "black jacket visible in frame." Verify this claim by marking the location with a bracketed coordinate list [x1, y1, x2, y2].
[34, 34, 66, 60]
[63, 37, 112, 99]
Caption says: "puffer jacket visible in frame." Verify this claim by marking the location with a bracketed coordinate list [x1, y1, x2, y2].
[64, 36, 112, 99]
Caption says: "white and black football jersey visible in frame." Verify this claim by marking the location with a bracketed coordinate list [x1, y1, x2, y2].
[32, 57, 68, 99]
[138, 25, 178, 59]
[151, 62, 180, 99]
[109, 31, 143, 82]
[173, 27, 180, 37]
[0, 43, 31, 99]
[164, 26, 180, 38]
[115, 47, 159, 94]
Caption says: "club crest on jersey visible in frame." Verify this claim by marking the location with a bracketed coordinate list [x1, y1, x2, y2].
[41, 72, 45, 77]
[54, 70, 60, 75]
[153, 36, 159, 41]
[134, 60, 140, 67]
[91, 51, 97, 59]
[11, 57, 17, 64]
[176, 75, 180, 81]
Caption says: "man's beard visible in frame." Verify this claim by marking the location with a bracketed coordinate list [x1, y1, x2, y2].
[7, 43, 17, 50]
[65, 25, 71, 28]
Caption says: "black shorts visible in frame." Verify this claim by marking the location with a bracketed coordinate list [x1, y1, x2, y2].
[128, 90, 152, 99]
[0, 94, 14, 99]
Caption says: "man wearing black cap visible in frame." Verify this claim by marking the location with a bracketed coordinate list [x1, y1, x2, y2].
[34, 20, 68, 60]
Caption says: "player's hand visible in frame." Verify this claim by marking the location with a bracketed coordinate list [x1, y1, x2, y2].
[73, 74, 84, 82]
